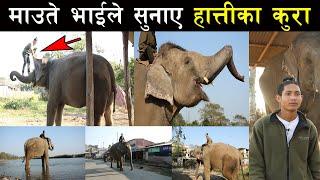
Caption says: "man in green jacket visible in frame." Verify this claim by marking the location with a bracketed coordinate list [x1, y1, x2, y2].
[250, 77, 320, 180]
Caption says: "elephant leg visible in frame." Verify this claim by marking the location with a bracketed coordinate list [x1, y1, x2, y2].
[203, 160, 211, 180]
[120, 157, 123, 171]
[42, 156, 45, 172]
[104, 101, 113, 126]
[93, 98, 105, 126]
[45, 154, 49, 174]
[194, 160, 200, 180]
[110, 157, 113, 168]
[222, 158, 238, 180]
[55, 104, 64, 126]
[25, 157, 30, 176]
[117, 160, 120, 168]
[47, 100, 57, 126]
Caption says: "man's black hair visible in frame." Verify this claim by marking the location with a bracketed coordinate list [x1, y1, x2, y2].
[277, 77, 300, 95]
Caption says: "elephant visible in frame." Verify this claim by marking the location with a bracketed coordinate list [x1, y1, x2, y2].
[10, 52, 116, 126]
[23, 134, 54, 176]
[259, 32, 320, 135]
[192, 143, 244, 180]
[108, 141, 133, 171]
[134, 42, 245, 125]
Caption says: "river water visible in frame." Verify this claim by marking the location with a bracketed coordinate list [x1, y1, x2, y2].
[0, 157, 85, 180]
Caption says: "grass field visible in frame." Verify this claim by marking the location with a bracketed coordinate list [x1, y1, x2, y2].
[0, 94, 86, 119]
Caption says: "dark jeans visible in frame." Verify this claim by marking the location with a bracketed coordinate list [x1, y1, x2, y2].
[22, 53, 30, 75]
[139, 46, 155, 63]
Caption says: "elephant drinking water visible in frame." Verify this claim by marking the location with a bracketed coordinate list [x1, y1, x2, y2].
[10, 52, 116, 126]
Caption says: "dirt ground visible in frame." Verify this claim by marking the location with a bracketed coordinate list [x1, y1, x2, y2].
[172, 167, 248, 180]
[0, 106, 131, 126]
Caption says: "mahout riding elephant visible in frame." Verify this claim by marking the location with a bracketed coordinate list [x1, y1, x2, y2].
[134, 42, 244, 125]
[10, 52, 116, 126]
[108, 141, 133, 171]
[23, 132, 54, 176]
[259, 32, 320, 135]
[192, 143, 244, 180]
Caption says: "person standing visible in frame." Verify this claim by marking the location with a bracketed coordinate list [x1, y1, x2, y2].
[250, 77, 320, 180]
[22, 37, 37, 75]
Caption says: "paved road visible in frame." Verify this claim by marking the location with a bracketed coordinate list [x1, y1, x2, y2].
[86, 160, 171, 180]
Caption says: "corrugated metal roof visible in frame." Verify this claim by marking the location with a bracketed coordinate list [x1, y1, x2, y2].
[249, 32, 301, 67]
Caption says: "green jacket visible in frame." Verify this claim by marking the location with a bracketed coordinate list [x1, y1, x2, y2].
[250, 111, 320, 180]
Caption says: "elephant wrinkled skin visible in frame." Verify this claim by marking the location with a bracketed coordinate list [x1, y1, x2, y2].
[10, 52, 116, 126]
[24, 137, 54, 176]
[134, 42, 244, 125]
[108, 142, 133, 171]
[259, 32, 320, 135]
[192, 143, 244, 180]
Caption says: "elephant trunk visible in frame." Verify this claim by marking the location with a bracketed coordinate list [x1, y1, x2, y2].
[199, 45, 244, 85]
[10, 71, 35, 84]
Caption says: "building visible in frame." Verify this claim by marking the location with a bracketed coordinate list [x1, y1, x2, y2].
[127, 138, 154, 160]
[144, 141, 172, 165]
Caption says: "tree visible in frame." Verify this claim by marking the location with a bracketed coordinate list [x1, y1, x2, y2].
[111, 58, 135, 97]
[233, 114, 248, 125]
[173, 113, 186, 126]
[172, 126, 186, 157]
[198, 102, 228, 125]
[190, 120, 199, 126]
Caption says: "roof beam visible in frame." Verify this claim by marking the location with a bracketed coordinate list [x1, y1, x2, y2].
[254, 32, 279, 67]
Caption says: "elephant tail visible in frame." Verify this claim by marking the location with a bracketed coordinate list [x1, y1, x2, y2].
[239, 158, 245, 180]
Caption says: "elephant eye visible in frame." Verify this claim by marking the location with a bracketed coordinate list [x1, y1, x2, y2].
[184, 57, 191, 65]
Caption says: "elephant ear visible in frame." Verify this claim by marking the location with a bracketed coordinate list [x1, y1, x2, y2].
[34, 58, 48, 87]
[283, 45, 299, 79]
[145, 64, 174, 106]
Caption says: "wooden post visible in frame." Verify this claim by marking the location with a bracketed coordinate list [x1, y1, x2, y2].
[122, 31, 133, 126]
[86, 31, 94, 126]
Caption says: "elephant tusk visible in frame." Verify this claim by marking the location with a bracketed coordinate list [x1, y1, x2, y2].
[203, 77, 209, 84]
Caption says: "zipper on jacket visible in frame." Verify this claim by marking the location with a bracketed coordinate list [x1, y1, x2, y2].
[279, 122, 289, 180]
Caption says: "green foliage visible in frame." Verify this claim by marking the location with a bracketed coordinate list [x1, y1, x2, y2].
[198, 102, 229, 125]
[172, 126, 186, 157]
[33, 87, 48, 101]
[233, 114, 248, 125]
[3, 98, 36, 110]
[172, 113, 186, 126]
[19, 84, 33, 91]
[0, 152, 19, 160]
[190, 120, 199, 126]
[111, 58, 135, 97]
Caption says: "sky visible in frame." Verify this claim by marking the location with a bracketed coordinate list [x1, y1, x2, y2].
[0, 127, 85, 157]
[173, 126, 249, 149]
[0, 31, 133, 79]
[134, 32, 249, 121]
[85, 126, 172, 148]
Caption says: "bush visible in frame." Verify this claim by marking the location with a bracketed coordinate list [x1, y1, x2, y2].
[3, 98, 33, 110]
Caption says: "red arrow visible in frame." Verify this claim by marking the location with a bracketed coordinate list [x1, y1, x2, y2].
[41, 35, 81, 51]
